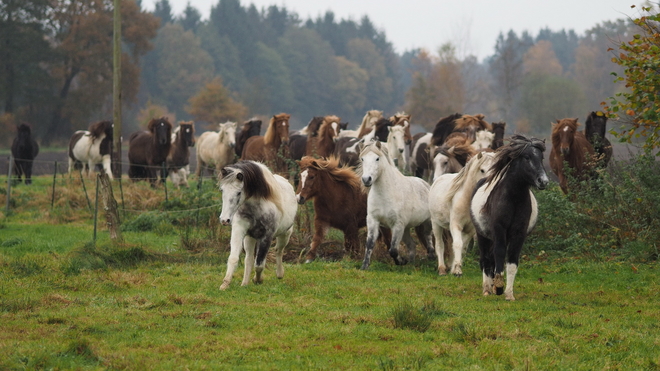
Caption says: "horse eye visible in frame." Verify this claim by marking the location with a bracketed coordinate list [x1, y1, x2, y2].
[376, 157, 380, 161]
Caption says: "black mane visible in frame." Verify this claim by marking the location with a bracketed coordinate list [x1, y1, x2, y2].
[221, 161, 273, 200]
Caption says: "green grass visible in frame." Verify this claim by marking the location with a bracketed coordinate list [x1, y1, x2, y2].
[1, 172, 660, 369]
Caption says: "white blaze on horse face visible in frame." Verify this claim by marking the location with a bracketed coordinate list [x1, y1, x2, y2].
[296, 169, 308, 203]
[331, 122, 339, 141]
[219, 179, 245, 225]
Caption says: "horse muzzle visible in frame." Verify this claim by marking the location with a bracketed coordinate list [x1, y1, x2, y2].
[220, 216, 231, 226]
[561, 147, 570, 157]
[536, 175, 549, 190]
[296, 194, 306, 204]
[361, 176, 372, 187]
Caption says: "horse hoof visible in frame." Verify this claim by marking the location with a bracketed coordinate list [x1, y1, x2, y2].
[220, 283, 230, 290]
[438, 267, 447, 275]
[495, 287, 504, 295]
[505, 294, 516, 301]
[453, 272, 463, 277]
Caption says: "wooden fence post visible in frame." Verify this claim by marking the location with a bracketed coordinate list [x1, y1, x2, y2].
[99, 172, 122, 242]
[5, 155, 13, 215]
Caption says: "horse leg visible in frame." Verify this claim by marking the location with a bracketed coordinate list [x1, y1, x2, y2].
[415, 220, 435, 259]
[431, 221, 448, 275]
[306, 219, 328, 263]
[477, 233, 495, 296]
[102, 156, 113, 180]
[449, 222, 472, 277]
[254, 234, 274, 284]
[388, 225, 406, 266]
[360, 216, 381, 270]
[503, 231, 526, 301]
[274, 227, 292, 279]
[491, 228, 508, 296]
[182, 165, 190, 187]
[401, 228, 416, 264]
[241, 236, 256, 287]
[220, 224, 247, 290]
[343, 226, 360, 259]
[25, 160, 33, 185]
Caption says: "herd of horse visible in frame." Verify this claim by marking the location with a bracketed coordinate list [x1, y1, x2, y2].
[9, 110, 613, 300]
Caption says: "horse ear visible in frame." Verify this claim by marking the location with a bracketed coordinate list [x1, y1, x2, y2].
[477, 151, 483, 159]
[220, 168, 229, 178]
[375, 140, 381, 149]
[236, 172, 244, 181]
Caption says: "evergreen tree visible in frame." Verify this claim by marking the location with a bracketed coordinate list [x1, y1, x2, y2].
[153, 0, 173, 26]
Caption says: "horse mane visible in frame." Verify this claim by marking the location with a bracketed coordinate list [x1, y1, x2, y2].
[455, 114, 492, 132]
[319, 116, 340, 138]
[372, 118, 393, 141]
[431, 113, 462, 146]
[264, 113, 290, 145]
[390, 112, 411, 127]
[305, 116, 325, 137]
[220, 161, 282, 211]
[485, 134, 546, 186]
[358, 140, 392, 165]
[148, 117, 172, 133]
[446, 152, 491, 200]
[88, 120, 113, 139]
[435, 143, 474, 167]
[299, 156, 361, 191]
[357, 110, 383, 137]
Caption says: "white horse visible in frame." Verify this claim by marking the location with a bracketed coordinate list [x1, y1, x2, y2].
[218, 161, 298, 289]
[429, 152, 495, 276]
[68, 120, 114, 179]
[472, 130, 495, 151]
[358, 141, 435, 269]
[386, 125, 407, 172]
[196, 121, 237, 178]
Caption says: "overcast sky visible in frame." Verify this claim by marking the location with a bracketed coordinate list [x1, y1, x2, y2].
[148, 0, 637, 60]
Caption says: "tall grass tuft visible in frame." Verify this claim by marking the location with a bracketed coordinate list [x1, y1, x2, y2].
[391, 301, 432, 332]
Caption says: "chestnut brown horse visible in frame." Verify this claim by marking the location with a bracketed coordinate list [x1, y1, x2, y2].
[128, 117, 173, 186]
[453, 114, 492, 142]
[241, 113, 291, 173]
[296, 156, 391, 262]
[167, 121, 195, 188]
[549, 118, 596, 194]
[390, 112, 413, 145]
[305, 115, 341, 158]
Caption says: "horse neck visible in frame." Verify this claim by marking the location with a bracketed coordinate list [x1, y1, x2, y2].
[315, 173, 358, 208]
[370, 159, 403, 193]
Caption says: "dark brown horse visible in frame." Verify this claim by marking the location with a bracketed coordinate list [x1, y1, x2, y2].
[549, 118, 596, 194]
[242, 113, 291, 173]
[431, 113, 463, 146]
[491, 122, 506, 150]
[585, 111, 612, 168]
[234, 119, 262, 158]
[289, 117, 324, 161]
[305, 115, 341, 158]
[296, 156, 391, 262]
[11, 123, 39, 185]
[128, 117, 173, 186]
[167, 121, 195, 188]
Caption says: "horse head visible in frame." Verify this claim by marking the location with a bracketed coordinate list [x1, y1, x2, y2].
[16, 122, 32, 139]
[553, 118, 579, 158]
[491, 122, 506, 150]
[359, 141, 390, 187]
[148, 117, 173, 145]
[473, 130, 495, 151]
[391, 113, 413, 144]
[387, 125, 406, 155]
[585, 111, 608, 141]
[296, 156, 321, 204]
[271, 113, 290, 145]
[179, 121, 195, 147]
[219, 121, 237, 148]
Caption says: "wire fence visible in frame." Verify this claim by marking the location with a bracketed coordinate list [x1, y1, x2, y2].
[3, 154, 223, 218]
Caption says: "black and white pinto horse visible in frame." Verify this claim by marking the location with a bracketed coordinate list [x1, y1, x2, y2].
[68, 120, 113, 179]
[470, 134, 548, 301]
[334, 118, 392, 168]
[11, 123, 39, 185]
[218, 161, 298, 289]
[358, 141, 435, 269]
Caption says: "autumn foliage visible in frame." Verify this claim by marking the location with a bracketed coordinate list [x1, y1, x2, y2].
[606, 5, 660, 152]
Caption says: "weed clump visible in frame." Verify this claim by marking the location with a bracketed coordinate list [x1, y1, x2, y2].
[391, 301, 432, 333]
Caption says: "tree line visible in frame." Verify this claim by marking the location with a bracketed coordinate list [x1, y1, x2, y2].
[0, 0, 636, 146]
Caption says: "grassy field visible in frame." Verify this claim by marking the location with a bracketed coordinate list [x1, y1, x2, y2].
[1, 175, 659, 370]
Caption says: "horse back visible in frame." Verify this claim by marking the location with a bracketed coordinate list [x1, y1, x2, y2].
[241, 136, 265, 161]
